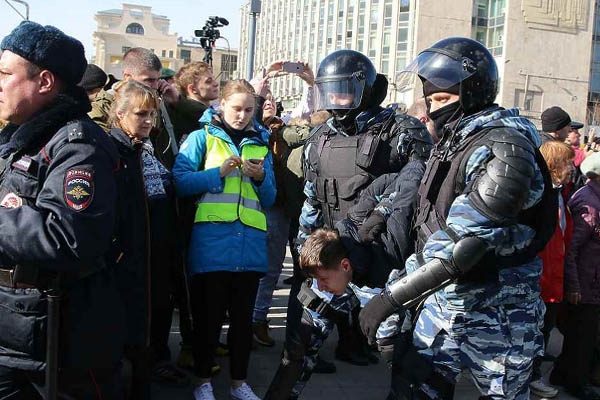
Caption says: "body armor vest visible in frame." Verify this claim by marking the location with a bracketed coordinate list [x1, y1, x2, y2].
[307, 114, 401, 229]
[414, 127, 556, 278]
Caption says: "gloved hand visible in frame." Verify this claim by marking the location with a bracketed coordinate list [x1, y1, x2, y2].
[359, 291, 399, 345]
[358, 211, 386, 243]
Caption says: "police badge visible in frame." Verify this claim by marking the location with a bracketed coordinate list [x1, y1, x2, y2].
[64, 168, 94, 211]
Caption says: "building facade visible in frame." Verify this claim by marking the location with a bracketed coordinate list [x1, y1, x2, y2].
[93, 3, 238, 85]
[93, 3, 181, 77]
[177, 38, 239, 82]
[239, 0, 595, 128]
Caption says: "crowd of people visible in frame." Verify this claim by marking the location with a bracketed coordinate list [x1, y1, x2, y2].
[1, 19, 600, 400]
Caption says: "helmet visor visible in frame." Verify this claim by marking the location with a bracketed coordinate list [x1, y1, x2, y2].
[396, 50, 476, 94]
[314, 75, 366, 111]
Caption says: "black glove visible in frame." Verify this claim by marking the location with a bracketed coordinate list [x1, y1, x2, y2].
[359, 291, 400, 345]
[358, 211, 386, 243]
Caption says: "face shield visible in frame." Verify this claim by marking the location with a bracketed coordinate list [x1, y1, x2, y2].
[314, 74, 366, 111]
[395, 49, 477, 96]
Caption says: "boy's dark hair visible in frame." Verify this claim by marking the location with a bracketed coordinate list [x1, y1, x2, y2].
[300, 229, 348, 276]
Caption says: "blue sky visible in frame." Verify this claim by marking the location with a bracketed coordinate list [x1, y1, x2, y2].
[1, 0, 245, 59]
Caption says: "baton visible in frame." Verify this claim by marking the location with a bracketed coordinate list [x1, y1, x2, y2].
[45, 290, 60, 400]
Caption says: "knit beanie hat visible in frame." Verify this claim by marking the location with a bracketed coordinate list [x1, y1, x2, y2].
[78, 64, 108, 91]
[541, 106, 571, 133]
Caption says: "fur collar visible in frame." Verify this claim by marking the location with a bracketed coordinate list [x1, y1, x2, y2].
[0, 86, 91, 157]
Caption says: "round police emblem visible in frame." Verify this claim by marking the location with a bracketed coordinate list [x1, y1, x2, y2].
[64, 168, 94, 211]
[0, 193, 23, 208]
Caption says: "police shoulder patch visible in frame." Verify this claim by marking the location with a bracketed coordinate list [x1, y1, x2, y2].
[64, 168, 94, 211]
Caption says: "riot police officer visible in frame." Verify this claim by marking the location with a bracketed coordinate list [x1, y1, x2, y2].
[264, 49, 433, 399]
[359, 37, 556, 399]
[0, 21, 125, 398]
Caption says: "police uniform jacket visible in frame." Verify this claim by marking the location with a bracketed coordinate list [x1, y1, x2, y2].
[0, 87, 126, 371]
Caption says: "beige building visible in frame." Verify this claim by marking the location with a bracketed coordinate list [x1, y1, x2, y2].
[93, 3, 238, 85]
[93, 3, 181, 77]
[240, 0, 595, 127]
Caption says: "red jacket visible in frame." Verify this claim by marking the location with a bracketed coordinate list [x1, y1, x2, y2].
[539, 190, 573, 303]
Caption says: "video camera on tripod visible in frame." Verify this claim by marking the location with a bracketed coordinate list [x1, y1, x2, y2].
[194, 16, 229, 65]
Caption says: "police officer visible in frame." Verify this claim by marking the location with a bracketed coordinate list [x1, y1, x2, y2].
[0, 21, 125, 398]
[359, 37, 555, 399]
[264, 49, 432, 399]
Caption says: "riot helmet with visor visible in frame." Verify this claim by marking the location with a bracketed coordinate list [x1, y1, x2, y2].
[396, 37, 499, 115]
[314, 50, 379, 127]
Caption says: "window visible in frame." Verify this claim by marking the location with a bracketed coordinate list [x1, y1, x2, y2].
[221, 54, 238, 76]
[515, 89, 542, 112]
[122, 46, 131, 54]
[161, 50, 166, 57]
[126, 23, 144, 35]
[169, 50, 174, 58]
[180, 49, 191, 63]
[472, 0, 506, 56]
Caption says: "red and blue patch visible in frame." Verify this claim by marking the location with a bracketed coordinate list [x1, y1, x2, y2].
[64, 168, 94, 211]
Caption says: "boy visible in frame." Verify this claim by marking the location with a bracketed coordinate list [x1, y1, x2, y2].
[290, 228, 402, 398]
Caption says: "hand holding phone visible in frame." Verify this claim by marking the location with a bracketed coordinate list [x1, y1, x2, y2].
[282, 61, 305, 74]
[242, 158, 265, 181]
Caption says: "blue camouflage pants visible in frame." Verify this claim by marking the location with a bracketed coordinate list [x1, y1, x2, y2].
[288, 282, 401, 398]
[412, 295, 544, 399]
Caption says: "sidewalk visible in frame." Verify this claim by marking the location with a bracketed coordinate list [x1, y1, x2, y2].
[153, 252, 588, 399]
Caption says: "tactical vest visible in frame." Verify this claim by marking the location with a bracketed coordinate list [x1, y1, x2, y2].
[195, 127, 269, 231]
[307, 113, 402, 229]
[414, 127, 557, 280]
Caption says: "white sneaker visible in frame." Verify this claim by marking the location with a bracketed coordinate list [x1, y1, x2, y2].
[529, 379, 559, 398]
[193, 383, 216, 400]
[230, 382, 261, 400]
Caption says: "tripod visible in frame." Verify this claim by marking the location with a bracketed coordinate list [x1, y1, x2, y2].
[202, 38, 216, 67]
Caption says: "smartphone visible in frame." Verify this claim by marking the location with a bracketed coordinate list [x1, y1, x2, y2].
[282, 61, 304, 74]
[247, 158, 263, 165]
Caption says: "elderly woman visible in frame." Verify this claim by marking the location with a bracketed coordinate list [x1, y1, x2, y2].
[550, 152, 600, 400]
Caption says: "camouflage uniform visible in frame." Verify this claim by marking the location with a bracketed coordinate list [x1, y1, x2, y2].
[398, 108, 546, 399]
[290, 280, 401, 398]
[88, 89, 113, 132]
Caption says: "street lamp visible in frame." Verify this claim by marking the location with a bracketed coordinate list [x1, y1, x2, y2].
[246, 0, 261, 80]
[4, 0, 29, 20]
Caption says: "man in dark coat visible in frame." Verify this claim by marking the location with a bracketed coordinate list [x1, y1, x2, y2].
[0, 21, 126, 398]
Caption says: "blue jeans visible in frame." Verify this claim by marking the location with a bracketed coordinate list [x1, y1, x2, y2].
[253, 206, 290, 322]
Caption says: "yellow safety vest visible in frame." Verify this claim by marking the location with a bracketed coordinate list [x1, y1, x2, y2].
[195, 127, 269, 231]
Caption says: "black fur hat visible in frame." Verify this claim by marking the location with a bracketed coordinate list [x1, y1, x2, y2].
[1, 21, 87, 86]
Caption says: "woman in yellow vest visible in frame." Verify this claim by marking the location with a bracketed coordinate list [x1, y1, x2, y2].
[173, 79, 276, 400]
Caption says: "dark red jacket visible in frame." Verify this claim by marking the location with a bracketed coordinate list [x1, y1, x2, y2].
[565, 180, 600, 304]
[539, 190, 573, 303]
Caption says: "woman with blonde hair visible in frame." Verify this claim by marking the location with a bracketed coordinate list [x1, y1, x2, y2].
[109, 80, 187, 395]
[173, 79, 276, 400]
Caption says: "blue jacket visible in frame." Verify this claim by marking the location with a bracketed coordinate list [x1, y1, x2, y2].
[173, 108, 276, 275]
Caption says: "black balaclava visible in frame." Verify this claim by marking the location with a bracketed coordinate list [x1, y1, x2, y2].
[423, 80, 462, 138]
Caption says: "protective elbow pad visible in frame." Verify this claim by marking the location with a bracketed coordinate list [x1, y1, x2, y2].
[387, 236, 487, 308]
[468, 130, 536, 224]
